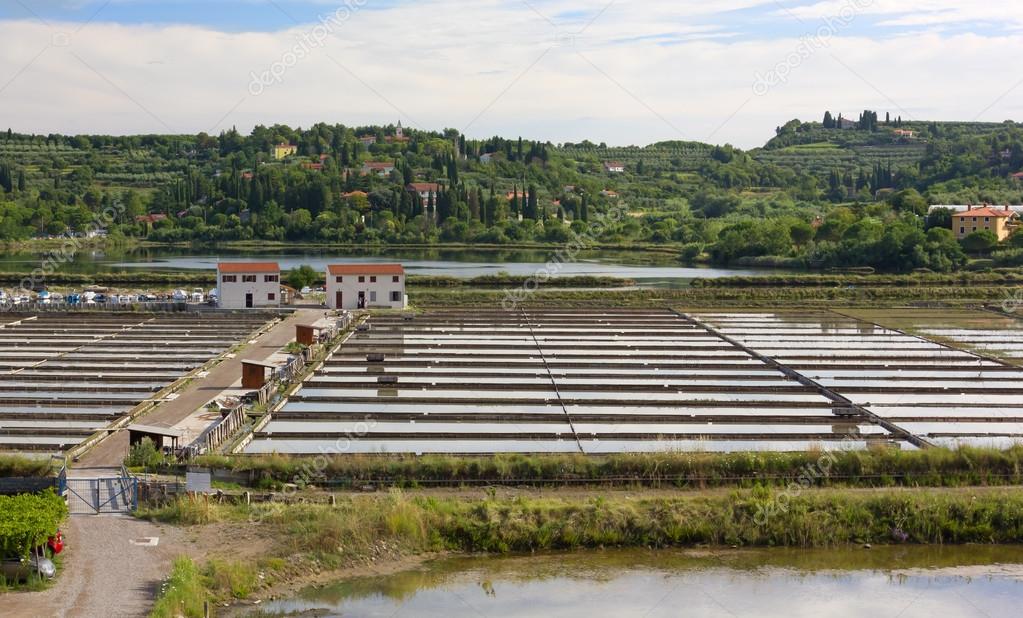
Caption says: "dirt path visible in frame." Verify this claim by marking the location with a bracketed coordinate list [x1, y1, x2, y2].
[2, 515, 191, 618]
[79, 309, 326, 467]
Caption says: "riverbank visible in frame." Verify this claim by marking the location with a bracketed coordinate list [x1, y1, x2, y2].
[141, 485, 1023, 616]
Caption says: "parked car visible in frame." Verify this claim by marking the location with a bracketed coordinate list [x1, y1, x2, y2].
[93, 294, 107, 303]
[66, 293, 81, 305]
[0, 550, 56, 581]
[172, 289, 189, 302]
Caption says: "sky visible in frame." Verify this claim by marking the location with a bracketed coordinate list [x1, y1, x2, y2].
[0, 0, 1020, 148]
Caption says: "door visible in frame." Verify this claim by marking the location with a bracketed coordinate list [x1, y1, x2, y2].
[245, 293, 253, 308]
[358, 291, 366, 308]
[335, 290, 343, 308]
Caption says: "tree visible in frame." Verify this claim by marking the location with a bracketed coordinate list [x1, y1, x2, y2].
[890, 189, 927, 216]
[961, 230, 999, 255]
[287, 264, 320, 290]
[823, 111, 834, 129]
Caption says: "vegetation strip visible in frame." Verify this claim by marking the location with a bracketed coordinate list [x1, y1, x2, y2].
[141, 487, 1023, 616]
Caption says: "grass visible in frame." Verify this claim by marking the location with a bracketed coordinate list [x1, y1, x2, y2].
[407, 285, 1013, 308]
[149, 557, 207, 618]
[191, 447, 1023, 490]
[0, 454, 52, 477]
[192, 487, 1023, 549]
[142, 485, 1023, 614]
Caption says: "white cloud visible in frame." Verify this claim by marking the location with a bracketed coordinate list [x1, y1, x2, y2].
[0, 0, 1019, 148]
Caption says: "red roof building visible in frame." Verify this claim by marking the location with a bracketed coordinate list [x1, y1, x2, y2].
[217, 262, 281, 274]
[327, 263, 405, 276]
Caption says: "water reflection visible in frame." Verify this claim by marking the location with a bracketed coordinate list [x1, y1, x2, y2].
[251, 546, 1023, 618]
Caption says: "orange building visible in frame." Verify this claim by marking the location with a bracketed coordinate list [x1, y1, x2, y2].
[951, 205, 1018, 241]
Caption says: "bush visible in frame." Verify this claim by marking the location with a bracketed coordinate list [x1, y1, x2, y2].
[125, 437, 167, 469]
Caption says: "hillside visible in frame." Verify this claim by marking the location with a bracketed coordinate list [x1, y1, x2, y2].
[1, 113, 1022, 272]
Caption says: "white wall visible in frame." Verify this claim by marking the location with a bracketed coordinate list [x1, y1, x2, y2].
[326, 272, 406, 309]
[218, 270, 280, 309]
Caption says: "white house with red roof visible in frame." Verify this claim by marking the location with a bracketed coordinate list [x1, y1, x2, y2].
[217, 262, 281, 309]
[326, 263, 406, 310]
[406, 182, 441, 202]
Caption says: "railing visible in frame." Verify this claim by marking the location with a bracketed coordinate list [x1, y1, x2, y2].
[182, 405, 247, 458]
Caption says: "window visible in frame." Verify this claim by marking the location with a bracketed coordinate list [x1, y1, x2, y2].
[242, 275, 256, 283]
[358, 275, 365, 283]
[390, 291, 401, 302]
[960, 227, 965, 234]
[972, 227, 977, 232]
[370, 276, 377, 283]
[973, 217, 978, 222]
[335, 276, 343, 283]
[392, 275, 400, 283]
[268, 293, 276, 301]
[222, 275, 237, 283]
[369, 291, 377, 302]
[264, 275, 279, 283]
[985, 217, 990, 223]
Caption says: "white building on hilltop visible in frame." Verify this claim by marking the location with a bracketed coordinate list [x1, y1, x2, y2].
[217, 262, 281, 309]
[326, 264, 406, 310]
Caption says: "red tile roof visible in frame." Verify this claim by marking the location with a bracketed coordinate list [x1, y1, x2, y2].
[135, 214, 167, 224]
[407, 182, 440, 192]
[952, 206, 1014, 218]
[327, 263, 404, 276]
[218, 262, 281, 274]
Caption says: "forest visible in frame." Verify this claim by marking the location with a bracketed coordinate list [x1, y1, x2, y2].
[1, 111, 1022, 272]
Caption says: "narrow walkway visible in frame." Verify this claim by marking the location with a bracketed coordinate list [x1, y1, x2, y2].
[78, 309, 326, 467]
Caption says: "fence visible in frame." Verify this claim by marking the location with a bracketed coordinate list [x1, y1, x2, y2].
[181, 405, 248, 458]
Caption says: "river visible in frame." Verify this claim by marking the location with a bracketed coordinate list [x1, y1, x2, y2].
[0, 246, 783, 287]
[251, 545, 1023, 617]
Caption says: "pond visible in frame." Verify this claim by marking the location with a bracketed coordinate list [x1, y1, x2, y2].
[0, 246, 785, 287]
[250, 545, 1023, 617]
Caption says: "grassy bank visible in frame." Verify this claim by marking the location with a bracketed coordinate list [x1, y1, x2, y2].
[409, 285, 1013, 307]
[0, 271, 633, 290]
[142, 487, 1023, 616]
[0, 455, 52, 477]
[693, 271, 1023, 288]
[190, 448, 1023, 490]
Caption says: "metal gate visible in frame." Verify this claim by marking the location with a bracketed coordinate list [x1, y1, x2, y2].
[66, 476, 138, 514]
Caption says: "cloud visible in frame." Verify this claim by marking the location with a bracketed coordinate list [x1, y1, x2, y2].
[0, 0, 1019, 148]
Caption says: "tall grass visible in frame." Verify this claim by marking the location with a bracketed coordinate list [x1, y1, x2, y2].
[193, 447, 1023, 490]
[0, 455, 52, 477]
[150, 557, 207, 618]
[143, 488, 1023, 554]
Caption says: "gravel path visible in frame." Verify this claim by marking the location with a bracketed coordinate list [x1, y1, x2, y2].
[3, 515, 187, 618]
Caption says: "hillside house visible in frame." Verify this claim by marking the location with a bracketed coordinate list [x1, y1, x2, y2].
[357, 135, 377, 146]
[273, 143, 298, 159]
[326, 263, 406, 310]
[361, 161, 395, 176]
[407, 182, 440, 202]
[951, 205, 1019, 241]
[217, 262, 281, 309]
[603, 161, 625, 173]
